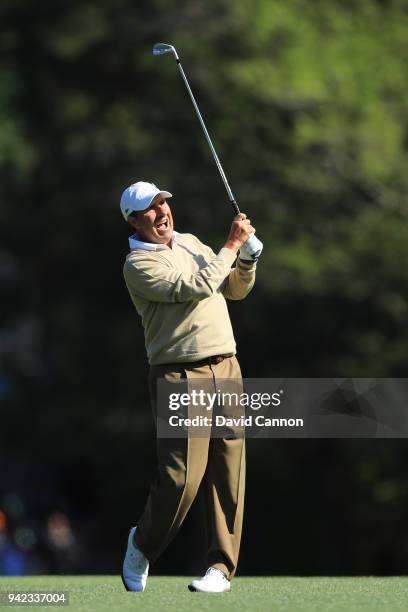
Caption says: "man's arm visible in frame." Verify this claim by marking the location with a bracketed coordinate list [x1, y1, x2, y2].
[124, 247, 237, 303]
[197, 213, 258, 300]
[193, 238, 257, 301]
[222, 258, 256, 300]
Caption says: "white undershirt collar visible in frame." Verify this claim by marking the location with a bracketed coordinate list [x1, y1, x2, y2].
[129, 231, 179, 251]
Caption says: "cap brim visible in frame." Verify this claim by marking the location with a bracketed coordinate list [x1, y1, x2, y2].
[158, 190, 172, 200]
[142, 190, 172, 210]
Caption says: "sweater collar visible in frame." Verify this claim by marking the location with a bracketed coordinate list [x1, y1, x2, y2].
[129, 231, 179, 251]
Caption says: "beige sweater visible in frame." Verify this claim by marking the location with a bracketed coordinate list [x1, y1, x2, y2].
[123, 232, 256, 365]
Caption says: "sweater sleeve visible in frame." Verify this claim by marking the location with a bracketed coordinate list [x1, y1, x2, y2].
[222, 258, 257, 300]
[123, 247, 237, 303]
[182, 235, 257, 301]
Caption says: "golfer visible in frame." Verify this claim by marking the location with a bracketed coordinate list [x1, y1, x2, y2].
[120, 181, 259, 593]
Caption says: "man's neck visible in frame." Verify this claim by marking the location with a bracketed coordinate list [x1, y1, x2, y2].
[129, 232, 177, 252]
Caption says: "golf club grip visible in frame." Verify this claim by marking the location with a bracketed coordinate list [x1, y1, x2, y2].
[231, 199, 240, 215]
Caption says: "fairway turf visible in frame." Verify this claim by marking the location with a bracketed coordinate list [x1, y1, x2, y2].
[0, 576, 408, 611]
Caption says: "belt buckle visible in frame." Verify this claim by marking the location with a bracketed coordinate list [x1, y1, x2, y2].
[212, 355, 224, 365]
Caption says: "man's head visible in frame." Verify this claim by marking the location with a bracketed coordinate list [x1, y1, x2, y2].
[120, 181, 174, 245]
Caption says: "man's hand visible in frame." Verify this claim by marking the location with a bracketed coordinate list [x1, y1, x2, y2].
[224, 213, 255, 253]
[239, 234, 263, 262]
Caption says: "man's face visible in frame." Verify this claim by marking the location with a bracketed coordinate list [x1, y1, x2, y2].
[130, 194, 174, 245]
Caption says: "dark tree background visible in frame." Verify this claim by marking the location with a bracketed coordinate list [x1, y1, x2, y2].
[1, 0, 408, 575]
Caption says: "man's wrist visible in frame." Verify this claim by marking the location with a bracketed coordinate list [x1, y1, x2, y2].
[238, 256, 257, 266]
[223, 240, 241, 253]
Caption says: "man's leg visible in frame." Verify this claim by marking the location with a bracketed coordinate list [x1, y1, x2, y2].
[136, 436, 211, 562]
[204, 356, 246, 579]
[205, 437, 246, 579]
[134, 363, 213, 563]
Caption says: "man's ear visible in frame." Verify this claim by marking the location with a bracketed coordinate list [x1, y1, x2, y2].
[128, 213, 139, 232]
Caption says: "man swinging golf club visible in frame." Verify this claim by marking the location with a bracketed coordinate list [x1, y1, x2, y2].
[120, 180, 261, 592]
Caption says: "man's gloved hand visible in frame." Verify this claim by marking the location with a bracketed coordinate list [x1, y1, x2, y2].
[239, 234, 263, 262]
[224, 213, 262, 262]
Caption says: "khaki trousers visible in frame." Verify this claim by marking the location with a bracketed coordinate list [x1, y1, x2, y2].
[134, 355, 245, 580]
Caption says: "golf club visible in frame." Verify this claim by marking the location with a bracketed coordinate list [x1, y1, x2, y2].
[152, 42, 263, 260]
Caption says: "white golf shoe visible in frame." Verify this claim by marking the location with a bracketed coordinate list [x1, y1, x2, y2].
[188, 567, 231, 592]
[121, 527, 149, 592]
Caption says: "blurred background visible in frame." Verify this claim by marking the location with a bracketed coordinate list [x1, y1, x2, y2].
[1, 0, 408, 576]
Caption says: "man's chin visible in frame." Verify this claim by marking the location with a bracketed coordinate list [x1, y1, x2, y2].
[152, 230, 173, 244]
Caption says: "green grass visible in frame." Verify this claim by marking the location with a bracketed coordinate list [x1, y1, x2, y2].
[0, 576, 408, 611]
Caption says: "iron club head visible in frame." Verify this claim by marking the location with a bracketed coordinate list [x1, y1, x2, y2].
[152, 43, 179, 60]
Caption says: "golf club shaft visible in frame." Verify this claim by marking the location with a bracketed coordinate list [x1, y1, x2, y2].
[175, 58, 240, 216]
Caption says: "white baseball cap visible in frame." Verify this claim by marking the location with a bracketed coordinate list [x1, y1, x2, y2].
[120, 181, 172, 220]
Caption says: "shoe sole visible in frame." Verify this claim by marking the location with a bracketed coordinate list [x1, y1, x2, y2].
[187, 584, 231, 593]
[121, 572, 145, 592]
[121, 572, 130, 592]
